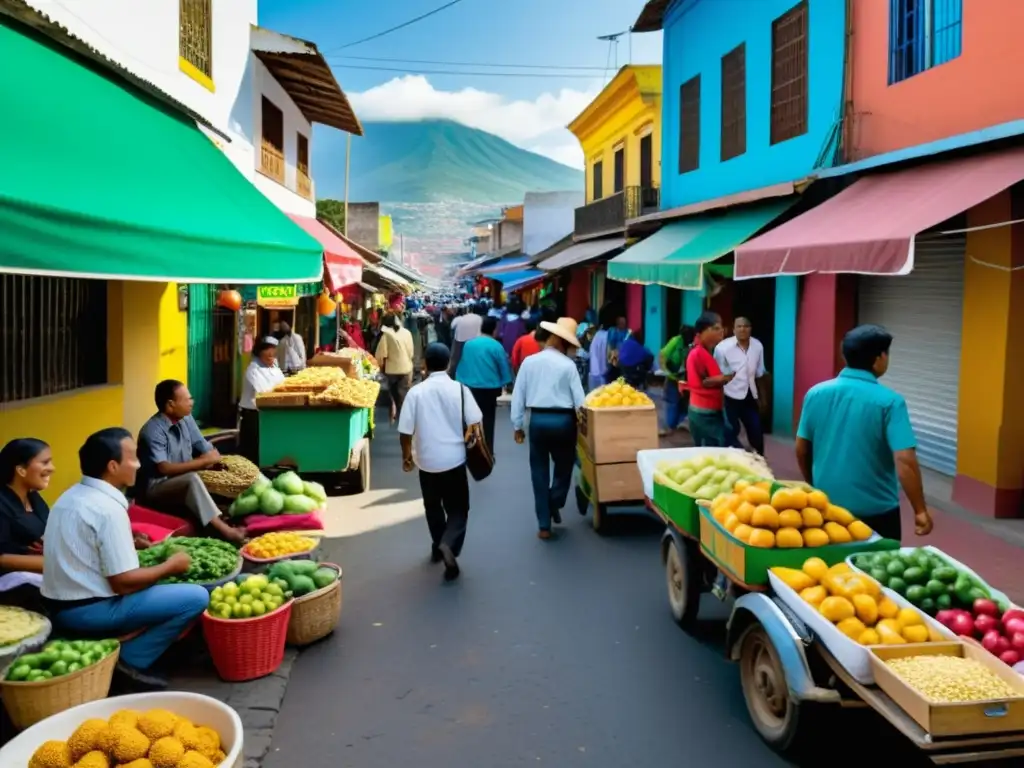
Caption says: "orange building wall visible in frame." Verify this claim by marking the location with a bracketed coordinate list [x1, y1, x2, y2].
[849, 0, 1024, 160]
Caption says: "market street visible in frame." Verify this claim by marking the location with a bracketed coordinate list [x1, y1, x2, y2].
[265, 411, 954, 768]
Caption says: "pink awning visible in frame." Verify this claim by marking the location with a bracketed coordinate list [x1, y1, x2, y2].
[735, 147, 1024, 279]
[286, 214, 363, 291]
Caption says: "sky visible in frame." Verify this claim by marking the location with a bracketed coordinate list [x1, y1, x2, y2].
[258, 0, 663, 168]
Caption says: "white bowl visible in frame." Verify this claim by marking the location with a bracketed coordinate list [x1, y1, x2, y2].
[0, 691, 244, 767]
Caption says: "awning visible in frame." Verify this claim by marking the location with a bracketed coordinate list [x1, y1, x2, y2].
[0, 20, 323, 283]
[363, 264, 411, 293]
[286, 214, 363, 292]
[493, 270, 546, 292]
[479, 254, 531, 277]
[735, 147, 1024, 279]
[537, 237, 625, 272]
[609, 199, 797, 290]
[457, 253, 502, 276]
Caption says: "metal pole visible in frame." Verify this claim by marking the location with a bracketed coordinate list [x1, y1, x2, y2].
[343, 133, 351, 235]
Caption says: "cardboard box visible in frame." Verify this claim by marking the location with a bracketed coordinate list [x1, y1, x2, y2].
[578, 406, 658, 464]
[578, 449, 644, 503]
[870, 642, 1024, 737]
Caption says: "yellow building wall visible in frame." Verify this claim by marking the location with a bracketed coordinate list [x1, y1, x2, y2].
[159, 284, 189, 384]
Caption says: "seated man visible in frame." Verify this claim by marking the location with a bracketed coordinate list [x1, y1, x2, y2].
[41, 428, 209, 688]
[137, 380, 244, 543]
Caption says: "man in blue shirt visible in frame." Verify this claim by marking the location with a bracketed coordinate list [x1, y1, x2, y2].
[796, 325, 933, 542]
[456, 316, 513, 458]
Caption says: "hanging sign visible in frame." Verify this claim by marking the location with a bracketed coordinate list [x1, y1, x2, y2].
[257, 285, 299, 308]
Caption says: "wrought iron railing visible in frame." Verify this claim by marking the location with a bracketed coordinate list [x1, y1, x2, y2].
[574, 186, 660, 237]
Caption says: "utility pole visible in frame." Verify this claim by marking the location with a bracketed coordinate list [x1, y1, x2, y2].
[598, 31, 627, 70]
[343, 133, 351, 235]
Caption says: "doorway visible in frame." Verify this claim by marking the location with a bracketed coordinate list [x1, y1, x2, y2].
[730, 277, 776, 432]
[640, 134, 653, 189]
[664, 287, 682, 342]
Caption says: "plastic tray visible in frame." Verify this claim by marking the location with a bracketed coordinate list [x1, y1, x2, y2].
[241, 537, 320, 564]
[636, 447, 774, 502]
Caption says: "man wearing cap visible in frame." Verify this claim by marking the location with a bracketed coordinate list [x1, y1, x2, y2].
[398, 343, 483, 581]
[510, 317, 586, 540]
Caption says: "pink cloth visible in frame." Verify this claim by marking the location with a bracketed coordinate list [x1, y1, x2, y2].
[244, 511, 325, 535]
[131, 522, 177, 543]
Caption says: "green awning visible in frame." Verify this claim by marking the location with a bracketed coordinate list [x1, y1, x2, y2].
[0, 20, 323, 283]
[607, 199, 797, 290]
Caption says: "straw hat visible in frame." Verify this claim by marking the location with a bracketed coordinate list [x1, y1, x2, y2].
[540, 317, 581, 348]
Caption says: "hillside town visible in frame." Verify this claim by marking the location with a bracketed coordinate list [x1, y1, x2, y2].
[3, 1, 1024, 767]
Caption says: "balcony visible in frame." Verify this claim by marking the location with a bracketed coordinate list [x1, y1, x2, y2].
[574, 185, 660, 239]
[260, 140, 284, 184]
[296, 168, 312, 200]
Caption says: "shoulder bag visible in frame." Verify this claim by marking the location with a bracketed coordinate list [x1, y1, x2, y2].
[460, 384, 494, 481]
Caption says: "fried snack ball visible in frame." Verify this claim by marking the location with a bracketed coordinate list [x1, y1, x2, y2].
[177, 752, 215, 768]
[71, 751, 110, 768]
[115, 760, 154, 768]
[68, 719, 110, 761]
[111, 728, 151, 764]
[29, 740, 72, 768]
[148, 736, 186, 768]
[108, 710, 141, 730]
[137, 710, 179, 741]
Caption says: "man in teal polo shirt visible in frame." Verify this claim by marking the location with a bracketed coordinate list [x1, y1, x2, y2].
[795, 325, 933, 542]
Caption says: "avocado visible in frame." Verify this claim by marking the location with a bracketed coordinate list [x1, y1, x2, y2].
[902, 566, 927, 585]
[311, 567, 337, 590]
[905, 584, 928, 605]
[290, 575, 316, 596]
[289, 560, 319, 577]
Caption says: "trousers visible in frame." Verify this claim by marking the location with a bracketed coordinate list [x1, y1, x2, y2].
[528, 411, 577, 531]
[53, 584, 209, 669]
[386, 374, 411, 419]
[143, 472, 220, 526]
[419, 465, 470, 556]
[662, 380, 683, 430]
[469, 387, 501, 458]
[687, 406, 725, 447]
[724, 392, 765, 454]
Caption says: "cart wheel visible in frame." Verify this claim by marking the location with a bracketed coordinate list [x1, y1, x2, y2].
[575, 485, 589, 515]
[592, 503, 609, 534]
[665, 537, 700, 629]
[355, 440, 371, 494]
[739, 624, 802, 752]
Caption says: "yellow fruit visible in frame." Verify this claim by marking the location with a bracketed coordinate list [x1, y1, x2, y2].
[715, 493, 741, 513]
[858, 628, 881, 646]
[733, 479, 751, 493]
[741, 486, 770, 506]
[828, 562, 851, 576]
[877, 622, 907, 645]
[877, 618, 902, 634]
[820, 596, 855, 622]
[733, 524, 753, 543]
[775, 527, 803, 549]
[748, 529, 775, 548]
[901, 625, 929, 643]
[800, 508, 824, 528]
[802, 528, 829, 548]
[712, 507, 728, 524]
[852, 594, 879, 625]
[847, 520, 873, 541]
[770, 567, 816, 592]
[770, 487, 808, 510]
[755, 480, 773, 491]
[877, 596, 900, 619]
[734, 501, 756, 525]
[800, 585, 828, 606]
[801, 557, 829, 581]
[928, 625, 945, 642]
[824, 521, 852, 544]
[806, 489, 829, 510]
[825, 504, 855, 526]
[897, 608, 924, 629]
[724, 513, 740, 533]
[836, 617, 867, 640]
[751, 505, 780, 530]
[778, 509, 803, 529]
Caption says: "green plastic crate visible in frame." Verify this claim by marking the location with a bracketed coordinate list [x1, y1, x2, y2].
[258, 406, 368, 472]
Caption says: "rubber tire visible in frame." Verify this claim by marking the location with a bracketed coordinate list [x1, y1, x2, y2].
[355, 441, 371, 493]
[592, 503, 609, 534]
[575, 485, 589, 515]
[738, 623, 804, 753]
[665, 537, 700, 629]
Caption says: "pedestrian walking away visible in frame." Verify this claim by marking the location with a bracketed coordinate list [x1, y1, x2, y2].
[398, 343, 483, 581]
[375, 312, 415, 424]
[714, 316, 766, 454]
[685, 312, 733, 447]
[447, 302, 485, 376]
[510, 317, 585, 540]
[454, 316, 512, 458]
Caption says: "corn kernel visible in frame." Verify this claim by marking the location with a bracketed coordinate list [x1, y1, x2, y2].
[885, 655, 1022, 704]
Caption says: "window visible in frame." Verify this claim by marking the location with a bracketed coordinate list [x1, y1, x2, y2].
[179, 0, 213, 91]
[296, 133, 311, 199]
[720, 44, 747, 161]
[678, 75, 701, 173]
[592, 160, 604, 200]
[260, 97, 285, 183]
[1, 275, 108, 404]
[613, 146, 625, 193]
[889, 0, 963, 84]
[770, 2, 809, 145]
[639, 133, 653, 188]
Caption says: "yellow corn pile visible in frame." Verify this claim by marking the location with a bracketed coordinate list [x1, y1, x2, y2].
[885, 654, 1022, 703]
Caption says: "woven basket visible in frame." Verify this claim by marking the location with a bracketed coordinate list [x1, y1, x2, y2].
[199, 456, 261, 500]
[286, 564, 343, 646]
[0, 646, 119, 730]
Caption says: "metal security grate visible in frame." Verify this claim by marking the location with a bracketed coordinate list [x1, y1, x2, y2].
[770, 1, 808, 145]
[179, 0, 212, 78]
[0, 275, 108, 404]
[720, 43, 747, 162]
[678, 75, 701, 173]
[889, 0, 962, 84]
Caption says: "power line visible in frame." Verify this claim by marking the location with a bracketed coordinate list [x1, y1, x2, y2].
[330, 0, 467, 51]
[330, 54, 609, 71]
[331, 63, 600, 79]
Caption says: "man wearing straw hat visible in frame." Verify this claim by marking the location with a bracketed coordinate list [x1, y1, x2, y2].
[510, 317, 586, 540]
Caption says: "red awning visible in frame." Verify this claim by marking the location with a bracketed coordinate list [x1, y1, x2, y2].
[735, 147, 1024, 279]
[286, 214, 363, 291]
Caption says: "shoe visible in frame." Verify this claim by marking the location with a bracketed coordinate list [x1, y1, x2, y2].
[430, 546, 443, 563]
[115, 660, 168, 689]
[551, 507, 562, 525]
[438, 543, 460, 581]
[537, 530, 552, 541]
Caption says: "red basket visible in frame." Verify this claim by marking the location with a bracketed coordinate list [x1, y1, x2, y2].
[128, 504, 195, 542]
[201, 600, 293, 682]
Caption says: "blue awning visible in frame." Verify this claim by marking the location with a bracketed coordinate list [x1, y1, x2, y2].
[479, 254, 531, 277]
[494, 269, 546, 291]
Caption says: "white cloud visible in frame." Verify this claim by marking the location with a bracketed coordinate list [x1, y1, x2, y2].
[348, 75, 601, 168]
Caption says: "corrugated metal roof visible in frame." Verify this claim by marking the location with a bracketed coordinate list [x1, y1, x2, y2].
[632, 0, 671, 33]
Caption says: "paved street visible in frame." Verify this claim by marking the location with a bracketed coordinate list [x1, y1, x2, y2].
[264, 411, 972, 768]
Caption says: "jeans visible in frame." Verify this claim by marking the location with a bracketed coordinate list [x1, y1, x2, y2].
[469, 387, 501, 458]
[724, 392, 765, 454]
[386, 373, 411, 419]
[53, 584, 209, 670]
[419, 465, 470, 556]
[663, 380, 682, 430]
[688, 406, 725, 447]
[527, 411, 577, 531]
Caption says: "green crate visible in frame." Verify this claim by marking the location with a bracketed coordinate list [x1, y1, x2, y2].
[258, 406, 368, 472]
[652, 482, 700, 537]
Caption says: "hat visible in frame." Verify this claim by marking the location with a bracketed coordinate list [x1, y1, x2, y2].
[540, 317, 581, 348]
[253, 336, 279, 355]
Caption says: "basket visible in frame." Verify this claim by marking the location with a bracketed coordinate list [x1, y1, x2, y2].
[198, 456, 261, 500]
[241, 537, 320, 564]
[201, 601, 292, 682]
[128, 504, 195, 541]
[286, 564, 343, 646]
[0, 646, 119, 730]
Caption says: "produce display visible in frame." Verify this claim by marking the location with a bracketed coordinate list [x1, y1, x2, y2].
[771, 559, 941, 645]
[0, 606, 47, 648]
[228, 471, 327, 519]
[933, 603, 1024, 668]
[137, 538, 239, 585]
[28, 707, 227, 767]
[196, 454, 259, 495]
[308, 378, 380, 408]
[653, 452, 773, 501]
[208, 574, 289, 620]
[5, 639, 118, 682]
[273, 366, 347, 392]
[883, 654, 1022, 703]
[584, 379, 653, 408]
[243, 531, 317, 560]
[713, 484, 875, 549]
[266, 559, 339, 597]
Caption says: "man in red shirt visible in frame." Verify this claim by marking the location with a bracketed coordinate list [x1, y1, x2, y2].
[511, 318, 544, 373]
[685, 312, 734, 446]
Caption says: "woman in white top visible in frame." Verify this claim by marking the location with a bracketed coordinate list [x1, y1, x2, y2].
[238, 337, 285, 462]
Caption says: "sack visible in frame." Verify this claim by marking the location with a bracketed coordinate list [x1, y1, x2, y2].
[461, 385, 494, 481]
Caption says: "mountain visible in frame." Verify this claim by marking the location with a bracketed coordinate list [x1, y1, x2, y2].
[312, 119, 583, 204]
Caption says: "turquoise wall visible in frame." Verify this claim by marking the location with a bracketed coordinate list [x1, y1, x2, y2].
[682, 290, 704, 327]
[772, 277, 798, 435]
[644, 284, 665, 353]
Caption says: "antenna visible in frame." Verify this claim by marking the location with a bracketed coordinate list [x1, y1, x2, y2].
[598, 30, 627, 70]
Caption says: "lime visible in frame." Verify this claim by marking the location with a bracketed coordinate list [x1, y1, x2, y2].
[66, 662, 82, 674]
[247, 575, 269, 589]
[231, 603, 246, 619]
[80, 653, 96, 667]
[239, 594, 254, 606]
[59, 650, 81, 664]
[223, 582, 239, 596]
[69, 640, 86, 652]
[37, 650, 60, 667]
[239, 604, 253, 619]
[265, 584, 283, 597]
[26, 670, 46, 682]
[18, 654, 43, 669]
[224, 595, 238, 606]
[211, 587, 224, 602]
[39, 670, 53, 680]
[218, 605, 232, 619]
[251, 600, 266, 616]
[49, 660, 69, 677]
[7, 665, 31, 681]
[100, 639, 119, 652]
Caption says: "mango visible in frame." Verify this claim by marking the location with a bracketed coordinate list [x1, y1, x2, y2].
[770, 567, 816, 592]
[801, 508, 824, 528]
[806, 489, 829, 511]
[877, 597, 900, 619]
[733, 479, 752, 493]
[712, 507, 728, 524]
[824, 521, 853, 544]
[724, 513, 740, 533]
[775, 527, 803, 549]
[770, 487, 808, 510]
[858, 628, 881, 646]
[827, 562, 851, 576]
[748, 529, 775, 549]
[802, 528, 829, 548]
[819, 596, 855, 622]
[901, 625, 929, 644]
[836, 616, 867, 640]
[897, 608, 924, 629]
[847, 520, 873, 541]
[852, 594, 878, 625]
[751, 505, 780, 530]
[877, 622, 907, 645]
[741, 486, 770, 506]
[825, 504, 855, 526]
[734, 501, 756, 525]
[800, 585, 828, 607]
[778, 509, 803, 529]
[801, 557, 829, 581]
[732, 524, 753, 543]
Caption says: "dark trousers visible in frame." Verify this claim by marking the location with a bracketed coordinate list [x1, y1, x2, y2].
[238, 407, 259, 464]
[528, 411, 577, 531]
[867, 507, 903, 544]
[419, 465, 470, 556]
[469, 387, 501, 458]
[387, 374, 411, 419]
[724, 392, 765, 454]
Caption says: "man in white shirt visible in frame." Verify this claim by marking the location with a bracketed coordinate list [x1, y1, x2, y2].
[448, 303, 485, 375]
[276, 321, 307, 374]
[375, 313, 416, 422]
[714, 316, 767, 454]
[399, 343, 483, 581]
[511, 317, 586, 540]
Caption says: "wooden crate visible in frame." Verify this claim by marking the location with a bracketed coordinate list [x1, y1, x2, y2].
[869, 642, 1024, 737]
[579, 449, 643, 503]
[254, 392, 309, 407]
[577, 406, 658, 464]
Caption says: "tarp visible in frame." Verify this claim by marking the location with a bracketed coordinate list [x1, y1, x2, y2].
[286, 214, 363, 291]
[497, 270, 547, 292]
[536, 237, 624, 271]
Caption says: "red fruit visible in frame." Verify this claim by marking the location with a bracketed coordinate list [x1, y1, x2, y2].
[974, 599, 999, 617]
[999, 650, 1021, 666]
[1005, 617, 1024, 636]
[1011, 632, 1024, 652]
[982, 630, 1003, 653]
[950, 613, 976, 637]
[974, 614, 1001, 636]
[994, 635, 1013, 656]
[936, 609, 958, 627]
[1003, 609, 1024, 624]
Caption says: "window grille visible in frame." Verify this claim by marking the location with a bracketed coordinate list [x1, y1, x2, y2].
[889, 0, 962, 84]
[770, 2, 808, 145]
[720, 43, 747, 161]
[679, 75, 701, 173]
[592, 160, 604, 200]
[179, 0, 212, 79]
